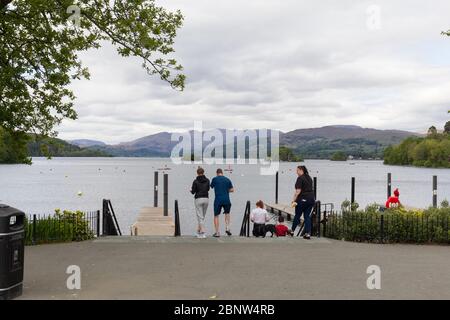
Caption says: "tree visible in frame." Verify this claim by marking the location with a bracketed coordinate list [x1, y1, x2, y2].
[330, 151, 347, 161]
[445, 121, 450, 134]
[0, 127, 30, 164]
[427, 126, 437, 136]
[279, 146, 303, 162]
[0, 0, 185, 137]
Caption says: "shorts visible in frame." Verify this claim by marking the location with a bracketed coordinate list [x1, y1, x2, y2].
[214, 202, 231, 216]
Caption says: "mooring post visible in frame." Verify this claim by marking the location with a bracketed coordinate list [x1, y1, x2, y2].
[275, 171, 279, 204]
[154, 171, 159, 207]
[163, 173, 169, 216]
[351, 177, 356, 205]
[96, 210, 101, 237]
[433, 175, 437, 208]
[387, 173, 392, 199]
[313, 177, 317, 200]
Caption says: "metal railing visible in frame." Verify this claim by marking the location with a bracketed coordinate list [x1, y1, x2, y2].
[239, 201, 251, 237]
[174, 200, 181, 237]
[25, 210, 99, 246]
[324, 210, 450, 244]
[102, 199, 122, 236]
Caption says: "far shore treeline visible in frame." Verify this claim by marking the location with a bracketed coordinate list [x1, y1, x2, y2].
[1, 119, 449, 167]
[384, 121, 450, 168]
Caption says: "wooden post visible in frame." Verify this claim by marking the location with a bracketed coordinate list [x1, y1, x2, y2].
[96, 210, 100, 237]
[154, 171, 159, 207]
[313, 177, 317, 200]
[32, 214, 37, 245]
[163, 173, 169, 216]
[351, 177, 356, 205]
[387, 173, 392, 199]
[433, 175, 437, 208]
[275, 171, 279, 204]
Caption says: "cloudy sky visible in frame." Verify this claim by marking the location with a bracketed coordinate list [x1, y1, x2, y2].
[60, 0, 450, 144]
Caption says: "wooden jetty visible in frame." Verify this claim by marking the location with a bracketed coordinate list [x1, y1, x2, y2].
[131, 207, 175, 236]
[265, 203, 295, 221]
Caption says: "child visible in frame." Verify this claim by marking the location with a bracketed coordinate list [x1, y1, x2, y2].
[275, 216, 289, 237]
[251, 200, 270, 237]
[386, 188, 401, 209]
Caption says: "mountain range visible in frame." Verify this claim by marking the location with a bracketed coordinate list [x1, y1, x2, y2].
[68, 125, 419, 159]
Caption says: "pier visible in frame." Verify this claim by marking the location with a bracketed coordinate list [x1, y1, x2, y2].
[131, 172, 178, 236]
[131, 207, 174, 236]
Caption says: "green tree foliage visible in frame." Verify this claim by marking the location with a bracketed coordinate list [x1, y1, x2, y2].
[384, 134, 450, 168]
[0, 0, 185, 137]
[444, 121, 450, 134]
[330, 151, 347, 161]
[278, 146, 303, 162]
[0, 126, 31, 164]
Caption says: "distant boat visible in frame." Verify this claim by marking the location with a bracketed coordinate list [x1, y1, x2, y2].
[224, 165, 233, 172]
[158, 165, 171, 171]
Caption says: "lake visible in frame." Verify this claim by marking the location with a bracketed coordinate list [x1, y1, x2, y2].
[0, 158, 449, 235]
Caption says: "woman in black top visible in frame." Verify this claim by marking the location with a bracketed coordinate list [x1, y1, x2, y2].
[291, 165, 315, 239]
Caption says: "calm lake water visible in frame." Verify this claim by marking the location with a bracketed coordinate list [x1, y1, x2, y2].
[0, 158, 449, 235]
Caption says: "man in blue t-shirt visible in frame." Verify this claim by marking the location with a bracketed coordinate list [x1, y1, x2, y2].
[210, 168, 234, 237]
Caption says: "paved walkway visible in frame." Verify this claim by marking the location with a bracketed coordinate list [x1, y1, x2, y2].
[21, 236, 450, 300]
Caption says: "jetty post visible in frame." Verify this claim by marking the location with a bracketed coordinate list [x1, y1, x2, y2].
[387, 173, 392, 199]
[154, 171, 159, 207]
[275, 171, 279, 204]
[433, 175, 437, 208]
[313, 177, 317, 200]
[351, 177, 356, 204]
[163, 173, 169, 216]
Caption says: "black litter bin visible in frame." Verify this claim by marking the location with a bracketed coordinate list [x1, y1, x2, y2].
[0, 204, 25, 300]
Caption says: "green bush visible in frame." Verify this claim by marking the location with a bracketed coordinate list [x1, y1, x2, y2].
[25, 209, 94, 245]
[325, 206, 450, 244]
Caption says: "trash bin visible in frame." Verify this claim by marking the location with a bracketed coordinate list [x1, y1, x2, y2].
[0, 204, 25, 300]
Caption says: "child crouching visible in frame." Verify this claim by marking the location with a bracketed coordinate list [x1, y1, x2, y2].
[251, 200, 270, 237]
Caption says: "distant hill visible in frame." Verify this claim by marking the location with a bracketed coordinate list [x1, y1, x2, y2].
[280, 125, 418, 159]
[85, 125, 419, 159]
[93, 132, 173, 157]
[69, 139, 106, 148]
[28, 137, 111, 158]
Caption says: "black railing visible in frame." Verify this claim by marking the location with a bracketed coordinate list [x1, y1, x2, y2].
[102, 199, 122, 236]
[174, 200, 181, 237]
[324, 210, 450, 244]
[25, 210, 99, 246]
[239, 201, 251, 237]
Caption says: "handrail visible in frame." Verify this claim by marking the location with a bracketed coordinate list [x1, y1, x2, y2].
[102, 199, 122, 236]
[239, 201, 251, 237]
[174, 200, 181, 237]
[107, 200, 122, 236]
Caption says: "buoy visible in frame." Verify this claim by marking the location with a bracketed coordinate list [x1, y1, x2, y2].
[77, 191, 83, 197]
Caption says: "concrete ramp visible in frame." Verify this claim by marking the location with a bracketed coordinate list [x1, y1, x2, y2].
[131, 207, 175, 236]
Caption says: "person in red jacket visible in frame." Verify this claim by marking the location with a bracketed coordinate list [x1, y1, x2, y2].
[275, 216, 289, 237]
[386, 188, 401, 209]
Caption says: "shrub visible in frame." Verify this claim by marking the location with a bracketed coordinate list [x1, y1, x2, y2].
[25, 209, 94, 245]
[325, 207, 450, 244]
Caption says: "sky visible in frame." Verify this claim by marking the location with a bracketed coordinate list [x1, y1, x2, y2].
[59, 0, 450, 144]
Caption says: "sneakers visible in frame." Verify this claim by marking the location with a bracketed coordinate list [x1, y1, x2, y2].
[196, 232, 206, 239]
[212, 232, 220, 238]
[225, 230, 232, 236]
[303, 233, 311, 240]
